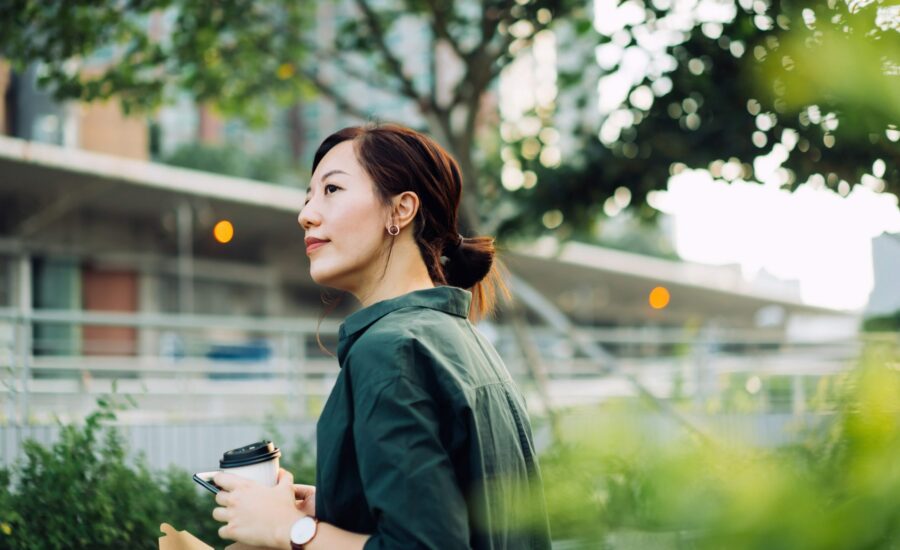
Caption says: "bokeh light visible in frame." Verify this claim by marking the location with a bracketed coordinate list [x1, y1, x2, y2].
[649, 286, 671, 309]
[214, 220, 234, 244]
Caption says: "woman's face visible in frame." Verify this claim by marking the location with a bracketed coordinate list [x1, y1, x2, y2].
[298, 141, 390, 293]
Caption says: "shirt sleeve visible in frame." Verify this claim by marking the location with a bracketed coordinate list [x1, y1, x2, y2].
[350, 346, 471, 550]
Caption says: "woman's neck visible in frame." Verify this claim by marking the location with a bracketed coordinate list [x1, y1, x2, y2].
[354, 244, 435, 308]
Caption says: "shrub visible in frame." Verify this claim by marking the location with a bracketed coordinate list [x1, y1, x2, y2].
[0, 397, 221, 549]
[540, 339, 900, 549]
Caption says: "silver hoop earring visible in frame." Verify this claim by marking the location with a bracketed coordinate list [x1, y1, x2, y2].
[388, 224, 400, 236]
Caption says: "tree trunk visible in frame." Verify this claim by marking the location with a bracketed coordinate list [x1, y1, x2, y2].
[423, 108, 481, 235]
[452, 137, 482, 236]
[287, 102, 305, 169]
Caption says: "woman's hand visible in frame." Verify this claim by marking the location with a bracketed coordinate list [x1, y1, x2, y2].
[212, 469, 305, 549]
[292, 481, 316, 517]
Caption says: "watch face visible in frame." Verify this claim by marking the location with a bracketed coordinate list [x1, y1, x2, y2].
[291, 516, 317, 544]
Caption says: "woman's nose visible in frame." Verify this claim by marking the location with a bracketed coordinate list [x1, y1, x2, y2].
[298, 202, 320, 230]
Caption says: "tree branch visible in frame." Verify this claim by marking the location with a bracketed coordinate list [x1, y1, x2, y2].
[353, 0, 430, 110]
[469, 0, 516, 66]
[429, 22, 439, 107]
[444, 0, 513, 111]
[299, 67, 372, 121]
[320, 49, 411, 99]
[425, 0, 466, 60]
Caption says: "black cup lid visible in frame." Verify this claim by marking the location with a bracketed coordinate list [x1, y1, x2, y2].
[220, 440, 281, 469]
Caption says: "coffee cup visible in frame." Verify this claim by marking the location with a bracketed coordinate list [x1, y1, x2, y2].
[195, 440, 282, 493]
[218, 440, 282, 486]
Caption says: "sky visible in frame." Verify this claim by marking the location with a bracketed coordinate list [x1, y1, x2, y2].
[651, 173, 900, 311]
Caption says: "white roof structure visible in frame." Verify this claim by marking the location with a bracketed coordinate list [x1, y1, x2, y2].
[0, 135, 853, 327]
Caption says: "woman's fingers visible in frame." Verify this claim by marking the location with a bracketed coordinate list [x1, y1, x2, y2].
[215, 489, 232, 507]
[292, 483, 316, 499]
[292, 484, 316, 516]
[213, 472, 245, 492]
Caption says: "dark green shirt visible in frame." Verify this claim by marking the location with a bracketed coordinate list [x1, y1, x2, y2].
[315, 286, 552, 550]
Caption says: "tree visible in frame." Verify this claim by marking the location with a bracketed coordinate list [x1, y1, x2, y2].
[271, 0, 580, 233]
[495, 0, 899, 240]
[0, 1, 313, 124]
[0, 0, 579, 233]
[4, 0, 893, 238]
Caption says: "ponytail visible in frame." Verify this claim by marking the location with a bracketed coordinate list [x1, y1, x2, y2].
[442, 235, 511, 322]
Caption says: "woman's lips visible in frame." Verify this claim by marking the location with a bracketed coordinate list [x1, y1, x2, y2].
[306, 241, 328, 254]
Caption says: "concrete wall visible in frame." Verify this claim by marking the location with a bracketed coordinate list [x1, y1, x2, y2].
[78, 100, 149, 160]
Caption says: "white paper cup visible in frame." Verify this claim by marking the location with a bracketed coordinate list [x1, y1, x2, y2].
[217, 440, 281, 486]
[221, 457, 279, 486]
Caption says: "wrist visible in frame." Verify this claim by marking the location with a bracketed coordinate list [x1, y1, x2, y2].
[276, 509, 307, 550]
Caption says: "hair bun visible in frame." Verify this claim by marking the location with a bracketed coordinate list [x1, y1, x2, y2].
[443, 236, 494, 290]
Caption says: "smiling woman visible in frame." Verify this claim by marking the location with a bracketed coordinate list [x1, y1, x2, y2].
[211, 123, 552, 550]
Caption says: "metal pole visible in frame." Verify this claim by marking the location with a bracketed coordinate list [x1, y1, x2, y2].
[506, 302, 563, 445]
[17, 255, 32, 429]
[294, 329, 307, 420]
[176, 201, 194, 315]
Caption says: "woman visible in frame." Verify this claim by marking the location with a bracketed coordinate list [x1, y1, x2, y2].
[211, 124, 551, 549]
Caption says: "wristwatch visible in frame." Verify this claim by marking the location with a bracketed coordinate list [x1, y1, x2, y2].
[289, 516, 319, 550]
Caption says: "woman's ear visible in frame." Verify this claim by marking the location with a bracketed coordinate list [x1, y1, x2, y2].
[391, 191, 421, 231]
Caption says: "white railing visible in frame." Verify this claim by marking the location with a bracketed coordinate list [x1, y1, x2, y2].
[0, 306, 879, 468]
[0, 412, 832, 473]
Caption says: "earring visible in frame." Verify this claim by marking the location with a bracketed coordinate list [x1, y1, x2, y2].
[388, 224, 400, 236]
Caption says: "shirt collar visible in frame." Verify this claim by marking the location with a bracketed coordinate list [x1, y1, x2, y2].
[337, 286, 471, 365]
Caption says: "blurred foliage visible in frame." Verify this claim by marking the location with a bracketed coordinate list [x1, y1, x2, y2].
[163, 142, 296, 185]
[752, 0, 899, 190]
[0, 0, 583, 232]
[0, 393, 220, 549]
[0, 393, 317, 549]
[863, 309, 900, 332]
[2, 339, 899, 548]
[540, 338, 900, 549]
[764, 0, 900, 130]
[497, 0, 898, 239]
[0, 1, 314, 125]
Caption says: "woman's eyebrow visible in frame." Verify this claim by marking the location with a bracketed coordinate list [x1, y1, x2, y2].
[320, 169, 350, 181]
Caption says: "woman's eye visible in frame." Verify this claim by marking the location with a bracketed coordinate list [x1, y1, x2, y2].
[324, 184, 339, 195]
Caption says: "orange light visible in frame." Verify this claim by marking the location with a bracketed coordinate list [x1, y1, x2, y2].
[649, 286, 670, 309]
[214, 220, 234, 244]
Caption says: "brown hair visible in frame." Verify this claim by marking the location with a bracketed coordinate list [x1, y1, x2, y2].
[311, 123, 509, 322]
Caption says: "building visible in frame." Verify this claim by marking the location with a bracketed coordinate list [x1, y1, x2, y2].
[0, 135, 858, 426]
[866, 231, 900, 318]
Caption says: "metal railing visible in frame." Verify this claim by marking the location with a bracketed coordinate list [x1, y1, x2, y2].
[0, 307, 867, 421]
[0, 306, 880, 470]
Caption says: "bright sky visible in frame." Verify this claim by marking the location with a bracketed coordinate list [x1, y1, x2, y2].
[650, 173, 900, 310]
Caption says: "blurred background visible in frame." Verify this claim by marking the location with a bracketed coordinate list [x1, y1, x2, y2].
[0, 0, 898, 548]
